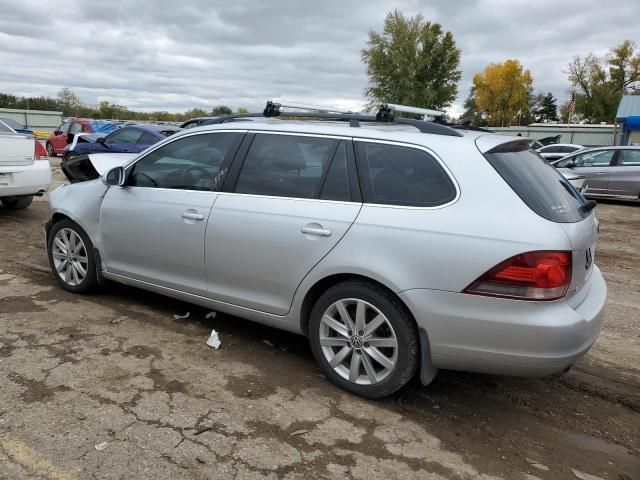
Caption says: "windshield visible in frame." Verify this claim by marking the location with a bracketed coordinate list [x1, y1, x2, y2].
[483, 140, 590, 223]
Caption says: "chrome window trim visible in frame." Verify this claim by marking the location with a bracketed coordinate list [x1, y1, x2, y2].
[215, 191, 360, 206]
[352, 137, 461, 210]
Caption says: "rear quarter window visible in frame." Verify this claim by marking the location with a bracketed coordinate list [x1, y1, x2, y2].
[483, 140, 590, 223]
[355, 142, 457, 207]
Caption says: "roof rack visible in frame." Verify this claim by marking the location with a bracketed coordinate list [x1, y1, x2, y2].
[203, 101, 464, 137]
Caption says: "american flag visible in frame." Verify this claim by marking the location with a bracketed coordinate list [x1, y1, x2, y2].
[568, 92, 576, 118]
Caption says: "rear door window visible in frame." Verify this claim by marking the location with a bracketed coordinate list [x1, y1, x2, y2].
[233, 134, 339, 199]
[106, 128, 143, 145]
[355, 142, 457, 207]
[138, 132, 159, 145]
[483, 140, 590, 223]
[618, 150, 640, 166]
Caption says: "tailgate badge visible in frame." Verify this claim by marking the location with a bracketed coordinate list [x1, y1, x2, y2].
[585, 248, 593, 270]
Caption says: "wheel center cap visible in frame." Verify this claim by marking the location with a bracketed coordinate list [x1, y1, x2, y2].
[350, 335, 363, 349]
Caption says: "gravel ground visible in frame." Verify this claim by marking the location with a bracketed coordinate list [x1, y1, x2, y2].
[0, 159, 638, 479]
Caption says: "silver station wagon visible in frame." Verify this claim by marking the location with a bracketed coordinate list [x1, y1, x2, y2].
[45, 104, 607, 398]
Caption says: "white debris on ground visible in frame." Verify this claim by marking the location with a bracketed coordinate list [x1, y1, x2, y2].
[173, 312, 190, 320]
[206, 329, 221, 349]
[94, 442, 109, 451]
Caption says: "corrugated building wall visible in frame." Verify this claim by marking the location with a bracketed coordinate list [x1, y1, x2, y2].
[0, 108, 63, 133]
[490, 124, 615, 146]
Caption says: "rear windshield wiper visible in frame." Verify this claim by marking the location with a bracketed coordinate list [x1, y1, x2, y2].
[579, 199, 597, 213]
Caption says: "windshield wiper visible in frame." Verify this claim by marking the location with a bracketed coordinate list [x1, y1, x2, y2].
[579, 199, 597, 213]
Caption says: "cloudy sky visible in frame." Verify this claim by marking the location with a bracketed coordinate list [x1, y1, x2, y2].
[0, 0, 638, 116]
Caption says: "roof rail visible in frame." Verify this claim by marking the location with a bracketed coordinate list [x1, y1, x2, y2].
[203, 101, 463, 137]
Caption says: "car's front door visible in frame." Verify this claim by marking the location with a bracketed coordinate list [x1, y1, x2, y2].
[557, 149, 615, 195]
[205, 133, 361, 315]
[608, 149, 640, 198]
[99, 131, 244, 295]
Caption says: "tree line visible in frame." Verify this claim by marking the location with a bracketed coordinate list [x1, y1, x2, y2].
[362, 10, 640, 126]
[0, 88, 244, 122]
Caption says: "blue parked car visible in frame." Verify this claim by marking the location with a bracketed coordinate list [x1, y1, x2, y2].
[62, 124, 181, 161]
[0, 117, 34, 136]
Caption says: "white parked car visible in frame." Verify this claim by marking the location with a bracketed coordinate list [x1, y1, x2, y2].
[0, 122, 51, 209]
[536, 143, 584, 161]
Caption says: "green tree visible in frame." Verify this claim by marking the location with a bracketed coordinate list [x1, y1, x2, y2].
[236, 107, 249, 114]
[535, 92, 559, 123]
[211, 105, 232, 115]
[57, 88, 82, 116]
[459, 87, 488, 126]
[361, 10, 461, 111]
[565, 40, 640, 123]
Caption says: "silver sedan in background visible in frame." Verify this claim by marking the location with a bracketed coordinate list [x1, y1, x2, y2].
[552, 146, 640, 200]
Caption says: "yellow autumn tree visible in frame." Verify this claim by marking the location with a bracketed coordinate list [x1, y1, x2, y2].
[472, 60, 533, 127]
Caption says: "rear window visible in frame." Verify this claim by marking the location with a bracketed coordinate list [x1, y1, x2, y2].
[483, 140, 590, 223]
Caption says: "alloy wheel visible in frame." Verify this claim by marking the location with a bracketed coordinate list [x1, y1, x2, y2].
[319, 298, 398, 385]
[51, 228, 89, 286]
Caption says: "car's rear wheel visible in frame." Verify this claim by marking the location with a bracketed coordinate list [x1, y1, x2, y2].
[46, 142, 56, 157]
[1, 196, 33, 209]
[47, 219, 98, 293]
[309, 280, 419, 398]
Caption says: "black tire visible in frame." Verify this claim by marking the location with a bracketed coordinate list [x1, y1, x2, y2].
[1, 196, 33, 209]
[308, 280, 419, 398]
[46, 142, 56, 157]
[47, 219, 98, 293]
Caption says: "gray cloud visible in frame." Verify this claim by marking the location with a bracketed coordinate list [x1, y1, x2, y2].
[0, 0, 638, 116]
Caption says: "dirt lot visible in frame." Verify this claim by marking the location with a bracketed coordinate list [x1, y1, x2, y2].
[0, 159, 638, 479]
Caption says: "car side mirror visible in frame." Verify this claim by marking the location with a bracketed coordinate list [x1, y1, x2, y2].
[104, 166, 125, 186]
[97, 137, 106, 145]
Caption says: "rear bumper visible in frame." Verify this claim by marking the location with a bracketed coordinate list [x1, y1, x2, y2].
[399, 266, 607, 376]
[0, 160, 52, 198]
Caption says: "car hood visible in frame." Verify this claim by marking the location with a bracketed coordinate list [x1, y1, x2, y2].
[89, 153, 138, 175]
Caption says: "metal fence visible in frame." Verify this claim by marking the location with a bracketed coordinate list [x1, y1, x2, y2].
[0, 108, 63, 135]
[490, 124, 615, 146]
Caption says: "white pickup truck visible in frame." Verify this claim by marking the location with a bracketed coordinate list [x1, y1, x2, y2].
[0, 124, 51, 209]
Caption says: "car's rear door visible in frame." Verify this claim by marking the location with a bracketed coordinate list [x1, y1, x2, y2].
[204, 132, 361, 315]
[100, 131, 244, 295]
[607, 149, 640, 198]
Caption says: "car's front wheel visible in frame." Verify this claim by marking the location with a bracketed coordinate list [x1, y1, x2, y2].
[47, 219, 98, 293]
[309, 280, 419, 398]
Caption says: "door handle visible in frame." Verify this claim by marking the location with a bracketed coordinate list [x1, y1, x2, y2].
[301, 226, 331, 237]
[181, 212, 204, 221]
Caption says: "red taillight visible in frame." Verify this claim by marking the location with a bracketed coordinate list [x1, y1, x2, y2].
[34, 141, 48, 160]
[464, 251, 572, 301]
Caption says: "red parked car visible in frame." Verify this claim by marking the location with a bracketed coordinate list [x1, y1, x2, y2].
[46, 119, 118, 157]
